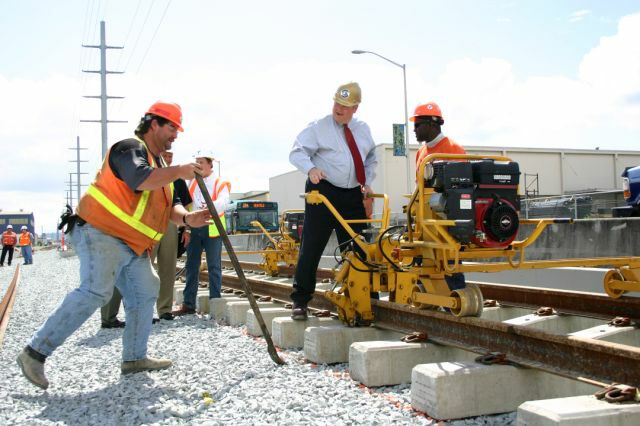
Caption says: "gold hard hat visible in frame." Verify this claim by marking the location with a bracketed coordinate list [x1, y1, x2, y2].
[333, 82, 361, 107]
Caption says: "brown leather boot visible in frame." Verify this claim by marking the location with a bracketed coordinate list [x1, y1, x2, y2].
[171, 304, 196, 316]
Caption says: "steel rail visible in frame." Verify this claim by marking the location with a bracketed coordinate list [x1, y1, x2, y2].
[218, 270, 335, 312]
[476, 281, 640, 321]
[215, 263, 640, 386]
[220, 261, 640, 320]
[0, 264, 21, 347]
[371, 300, 640, 387]
[220, 260, 333, 280]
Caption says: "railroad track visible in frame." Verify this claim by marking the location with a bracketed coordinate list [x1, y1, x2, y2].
[0, 265, 21, 347]
[217, 259, 640, 387]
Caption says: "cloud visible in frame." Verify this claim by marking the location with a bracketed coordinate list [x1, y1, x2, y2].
[407, 13, 640, 148]
[2, 13, 640, 232]
[569, 9, 591, 23]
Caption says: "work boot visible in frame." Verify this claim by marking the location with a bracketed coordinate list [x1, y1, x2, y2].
[101, 319, 126, 329]
[291, 304, 308, 321]
[171, 304, 196, 316]
[121, 357, 172, 375]
[16, 347, 49, 390]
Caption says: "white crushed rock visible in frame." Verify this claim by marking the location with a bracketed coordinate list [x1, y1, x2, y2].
[0, 250, 515, 425]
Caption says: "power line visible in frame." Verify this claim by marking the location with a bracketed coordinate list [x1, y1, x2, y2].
[69, 0, 99, 148]
[122, 0, 155, 73]
[115, 0, 143, 71]
[133, 0, 173, 75]
[134, 0, 173, 75]
[110, 0, 145, 117]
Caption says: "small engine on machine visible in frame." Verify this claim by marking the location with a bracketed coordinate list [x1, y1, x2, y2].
[426, 159, 520, 248]
[283, 211, 305, 242]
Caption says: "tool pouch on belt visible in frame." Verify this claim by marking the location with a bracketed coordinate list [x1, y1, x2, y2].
[58, 204, 79, 234]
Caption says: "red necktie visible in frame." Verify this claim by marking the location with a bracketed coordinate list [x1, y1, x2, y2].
[344, 125, 366, 187]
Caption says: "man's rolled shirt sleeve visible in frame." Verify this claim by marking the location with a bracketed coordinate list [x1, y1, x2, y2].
[289, 123, 319, 175]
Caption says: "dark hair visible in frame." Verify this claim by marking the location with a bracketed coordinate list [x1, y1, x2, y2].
[134, 114, 170, 137]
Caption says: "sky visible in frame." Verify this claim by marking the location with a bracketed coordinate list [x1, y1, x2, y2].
[1, 0, 639, 233]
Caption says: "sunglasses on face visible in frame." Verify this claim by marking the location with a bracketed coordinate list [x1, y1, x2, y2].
[414, 121, 431, 129]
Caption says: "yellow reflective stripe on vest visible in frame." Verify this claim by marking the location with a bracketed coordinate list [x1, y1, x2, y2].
[208, 214, 226, 238]
[86, 185, 163, 241]
[133, 190, 151, 220]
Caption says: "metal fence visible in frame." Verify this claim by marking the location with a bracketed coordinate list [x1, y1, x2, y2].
[374, 189, 627, 225]
[521, 190, 626, 219]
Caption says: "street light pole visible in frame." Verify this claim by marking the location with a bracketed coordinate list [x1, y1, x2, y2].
[352, 49, 411, 194]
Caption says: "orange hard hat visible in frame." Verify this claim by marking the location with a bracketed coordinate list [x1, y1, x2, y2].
[146, 101, 184, 132]
[409, 102, 443, 123]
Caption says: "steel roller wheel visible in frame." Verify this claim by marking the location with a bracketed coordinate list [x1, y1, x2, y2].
[604, 270, 626, 299]
[450, 283, 484, 317]
[410, 282, 438, 309]
[410, 282, 426, 308]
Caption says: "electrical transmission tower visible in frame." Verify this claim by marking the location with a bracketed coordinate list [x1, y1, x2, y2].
[69, 136, 88, 205]
[80, 20, 127, 160]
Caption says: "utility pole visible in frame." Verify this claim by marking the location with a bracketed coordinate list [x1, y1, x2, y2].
[65, 173, 75, 209]
[69, 136, 89, 203]
[80, 20, 127, 160]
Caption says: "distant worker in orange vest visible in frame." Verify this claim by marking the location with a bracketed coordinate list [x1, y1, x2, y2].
[18, 225, 34, 265]
[173, 149, 230, 316]
[1, 224, 18, 267]
[411, 101, 466, 291]
[17, 101, 212, 390]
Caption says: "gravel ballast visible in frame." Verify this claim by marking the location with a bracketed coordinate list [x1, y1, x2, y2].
[0, 250, 516, 425]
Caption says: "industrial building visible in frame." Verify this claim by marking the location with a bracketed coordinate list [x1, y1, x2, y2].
[0, 210, 35, 235]
[270, 144, 640, 218]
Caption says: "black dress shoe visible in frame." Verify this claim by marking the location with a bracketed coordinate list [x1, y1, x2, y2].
[101, 319, 126, 329]
[291, 305, 308, 321]
[159, 312, 174, 321]
[152, 318, 160, 324]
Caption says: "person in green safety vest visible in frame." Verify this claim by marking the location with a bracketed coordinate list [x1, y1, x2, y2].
[173, 149, 231, 316]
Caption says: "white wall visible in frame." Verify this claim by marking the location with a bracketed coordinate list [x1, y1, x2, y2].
[270, 144, 640, 216]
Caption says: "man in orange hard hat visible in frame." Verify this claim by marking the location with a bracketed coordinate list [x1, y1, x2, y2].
[412, 101, 466, 291]
[18, 101, 212, 390]
[412, 101, 466, 173]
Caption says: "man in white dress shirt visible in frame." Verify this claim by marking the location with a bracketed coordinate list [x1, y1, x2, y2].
[288, 82, 377, 320]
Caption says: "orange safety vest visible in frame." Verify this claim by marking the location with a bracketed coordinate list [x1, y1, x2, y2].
[188, 177, 231, 238]
[415, 136, 466, 177]
[19, 232, 31, 246]
[76, 137, 174, 255]
[2, 231, 17, 246]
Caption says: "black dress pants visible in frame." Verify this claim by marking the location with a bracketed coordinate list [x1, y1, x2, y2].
[1, 245, 14, 266]
[291, 180, 367, 306]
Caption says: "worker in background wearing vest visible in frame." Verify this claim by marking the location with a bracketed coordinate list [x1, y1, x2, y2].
[151, 149, 192, 322]
[1, 224, 18, 267]
[412, 101, 466, 291]
[18, 226, 34, 265]
[173, 149, 230, 316]
[17, 102, 212, 390]
[288, 82, 377, 320]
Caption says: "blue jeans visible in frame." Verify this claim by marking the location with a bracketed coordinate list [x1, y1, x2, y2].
[29, 224, 160, 361]
[184, 225, 222, 308]
[21, 245, 33, 264]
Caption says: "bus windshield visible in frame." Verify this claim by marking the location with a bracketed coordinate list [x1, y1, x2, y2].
[237, 210, 278, 229]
